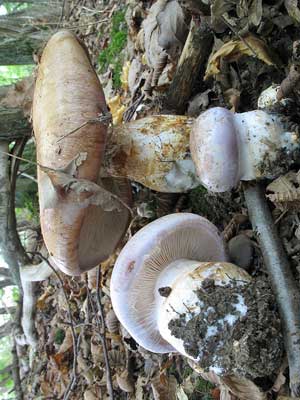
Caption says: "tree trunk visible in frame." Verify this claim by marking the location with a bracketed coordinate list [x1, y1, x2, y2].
[0, 107, 30, 140]
[0, 2, 62, 65]
[0, 141, 30, 289]
[0, 37, 43, 65]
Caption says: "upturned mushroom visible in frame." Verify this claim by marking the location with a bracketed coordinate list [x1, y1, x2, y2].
[110, 213, 284, 378]
[33, 31, 132, 275]
[190, 106, 299, 192]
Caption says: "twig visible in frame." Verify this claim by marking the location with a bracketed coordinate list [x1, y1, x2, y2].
[123, 94, 145, 123]
[56, 112, 112, 143]
[220, 16, 259, 58]
[244, 183, 300, 396]
[30, 253, 79, 400]
[11, 338, 23, 400]
[17, 172, 37, 183]
[86, 268, 114, 400]
[56, 0, 66, 30]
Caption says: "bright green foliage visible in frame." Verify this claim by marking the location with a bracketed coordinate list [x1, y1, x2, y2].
[11, 287, 19, 303]
[0, 65, 34, 86]
[1, 2, 29, 14]
[98, 9, 127, 88]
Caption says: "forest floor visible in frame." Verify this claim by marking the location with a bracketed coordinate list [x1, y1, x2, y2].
[22, 0, 300, 399]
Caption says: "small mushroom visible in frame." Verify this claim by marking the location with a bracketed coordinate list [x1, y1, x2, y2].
[111, 213, 243, 355]
[190, 107, 299, 192]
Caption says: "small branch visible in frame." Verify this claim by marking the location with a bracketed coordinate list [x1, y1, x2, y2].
[17, 172, 37, 183]
[0, 278, 14, 289]
[0, 306, 16, 315]
[0, 364, 12, 375]
[244, 183, 300, 396]
[86, 268, 114, 400]
[11, 339, 23, 400]
[96, 266, 114, 399]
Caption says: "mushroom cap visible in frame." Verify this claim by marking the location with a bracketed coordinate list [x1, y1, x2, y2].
[190, 107, 240, 192]
[110, 213, 227, 353]
[33, 31, 131, 275]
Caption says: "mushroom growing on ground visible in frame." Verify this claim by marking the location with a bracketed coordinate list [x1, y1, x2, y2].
[111, 213, 284, 379]
[189, 107, 300, 395]
[190, 106, 299, 192]
[33, 31, 132, 275]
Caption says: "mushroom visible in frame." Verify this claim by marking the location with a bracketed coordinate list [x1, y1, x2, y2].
[33, 31, 132, 275]
[189, 106, 300, 395]
[110, 213, 284, 379]
[190, 106, 299, 192]
[104, 115, 201, 192]
[110, 213, 228, 353]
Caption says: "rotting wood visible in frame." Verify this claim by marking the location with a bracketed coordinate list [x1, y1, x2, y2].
[165, 19, 213, 113]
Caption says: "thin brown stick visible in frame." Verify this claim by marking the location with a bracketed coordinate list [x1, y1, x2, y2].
[56, 113, 112, 143]
[96, 266, 114, 398]
[86, 269, 114, 400]
[11, 338, 23, 400]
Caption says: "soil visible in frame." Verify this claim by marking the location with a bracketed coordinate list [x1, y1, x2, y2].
[169, 277, 284, 381]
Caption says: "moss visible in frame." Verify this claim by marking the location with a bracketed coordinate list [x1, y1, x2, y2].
[191, 377, 214, 400]
[54, 329, 65, 345]
[98, 9, 127, 88]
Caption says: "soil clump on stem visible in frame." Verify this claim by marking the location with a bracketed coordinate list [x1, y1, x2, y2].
[169, 277, 284, 381]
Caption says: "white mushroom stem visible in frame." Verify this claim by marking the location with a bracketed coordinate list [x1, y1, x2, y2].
[19, 260, 53, 347]
[154, 260, 250, 360]
[103, 115, 201, 192]
[233, 111, 298, 181]
[191, 107, 299, 192]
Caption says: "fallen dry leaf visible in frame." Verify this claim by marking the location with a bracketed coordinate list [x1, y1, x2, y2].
[151, 372, 177, 400]
[205, 34, 275, 80]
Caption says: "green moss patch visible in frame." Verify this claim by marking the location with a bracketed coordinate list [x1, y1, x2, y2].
[98, 9, 127, 88]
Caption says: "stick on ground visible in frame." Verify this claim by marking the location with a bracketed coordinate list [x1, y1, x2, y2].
[244, 183, 300, 396]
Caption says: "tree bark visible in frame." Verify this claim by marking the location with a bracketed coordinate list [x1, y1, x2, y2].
[0, 2, 61, 65]
[0, 107, 30, 140]
[0, 140, 30, 290]
[165, 19, 214, 113]
[0, 37, 43, 65]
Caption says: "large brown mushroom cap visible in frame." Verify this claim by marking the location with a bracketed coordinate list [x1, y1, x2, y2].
[33, 31, 131, 275]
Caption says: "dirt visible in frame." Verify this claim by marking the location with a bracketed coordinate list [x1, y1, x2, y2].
[169, 277, 284, 381]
